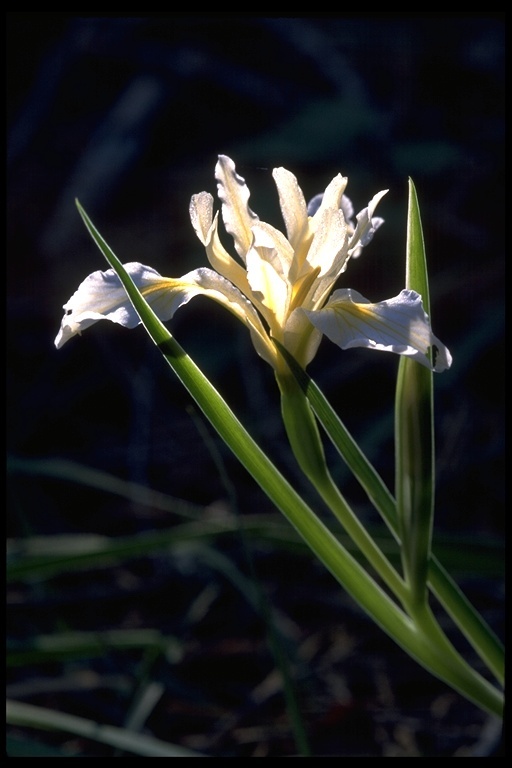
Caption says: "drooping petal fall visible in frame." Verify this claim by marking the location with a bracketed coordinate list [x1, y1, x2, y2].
[55, 261, 274, 365]
[55, 263, 170, 349]
[303, 288, 452, 372]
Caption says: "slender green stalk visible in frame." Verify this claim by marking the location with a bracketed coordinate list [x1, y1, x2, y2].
[276, 369, 408, 606]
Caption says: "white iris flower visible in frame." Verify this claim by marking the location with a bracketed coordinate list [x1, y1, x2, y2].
[55, 155, 451, 373]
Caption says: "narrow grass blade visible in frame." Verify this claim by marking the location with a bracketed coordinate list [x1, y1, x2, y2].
[6, 700, 205, 757]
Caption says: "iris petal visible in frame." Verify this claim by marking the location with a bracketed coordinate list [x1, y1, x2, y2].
[54, 263, 171, 348]
[215, 155, 258, 261]
[272, 167, 308, 251]
[304, 288, 452, 372]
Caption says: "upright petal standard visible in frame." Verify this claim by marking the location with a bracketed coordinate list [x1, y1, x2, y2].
[55, 155, 451, 373]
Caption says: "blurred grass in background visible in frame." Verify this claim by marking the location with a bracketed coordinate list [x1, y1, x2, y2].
[7, 14, 504, 756]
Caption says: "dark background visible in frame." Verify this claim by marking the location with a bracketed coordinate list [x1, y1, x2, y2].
[7, 14, 505, 757]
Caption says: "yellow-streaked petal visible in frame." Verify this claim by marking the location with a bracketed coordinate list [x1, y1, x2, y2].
[246, 232, 290, 330]
[304, 288, 452, 372]
[215, 155, 258, 261]
[55, 262, 274, 365]
[155, 266, 277, 368]
[181, 266, 269, 340]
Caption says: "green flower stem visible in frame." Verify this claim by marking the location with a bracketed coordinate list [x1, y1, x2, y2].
[276, 369, 409, 607]
[276, 345, 504, 688]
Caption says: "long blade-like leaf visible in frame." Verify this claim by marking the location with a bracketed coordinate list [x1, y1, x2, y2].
[395, 179, 434, 606]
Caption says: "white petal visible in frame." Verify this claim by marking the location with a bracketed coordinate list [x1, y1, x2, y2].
[250, 221, 294, 278]
[305, 176, 352, 288]
[347, 190, 387, 261]
[307, 188, 352, 220]
[304, 288, 452, 372]
[157, 266, 276, 367]
[311, 174, 348, 220]
[307, 205, 348, 278]
[246, 231, 290, 329]
[54, 263, 170, 348]
[189, 191, 214, 244]
[190, 197, 251, 296]
[215, 155, 258, 261]
[272, 166, 308, 250]
[182, 266, 267, 333]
